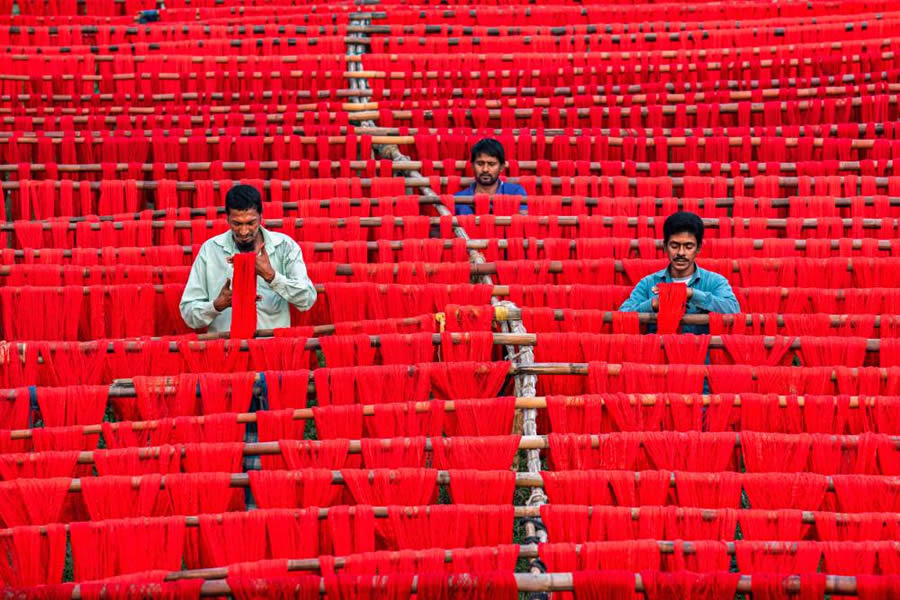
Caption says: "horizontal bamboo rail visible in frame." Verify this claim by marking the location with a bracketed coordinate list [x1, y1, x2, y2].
[6, 80, 893, 121]
[3, 256, 891, 280]
[162, 540, 897, 582]
[61, 469, 559, 493]
[4, 130, 895, 155]
[8, 331, 532, 354]
[497, 309, 894, 330]
[8, 36, 893, 63]
[2, 393, 880, 441]
[0, 282, 882, 304]
[4, 214, 899, 232]
[11, 7, 894, 35]
[0, 123, 890, 143]
[352, 123, 886, 137]
[46, 431, 891, 467]
[7, 502, 886, 539]
[1, 175, 896, 197]
[87, 571, 865, 597]
[2, 89, 375, 103]
[13, 17, 898, 51]
[2, 158, 893, 177]
[6, 197, 900, 225]
[55, 467, 869, 494]
[5, 65, 892, 107]
[5, 24, 390, 36]
[4, 307, 888, 352]
[4, 505, 533, 538]
[6, 77, 897, 106]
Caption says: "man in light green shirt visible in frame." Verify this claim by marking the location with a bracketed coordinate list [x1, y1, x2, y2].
[179, 185, 317, 334]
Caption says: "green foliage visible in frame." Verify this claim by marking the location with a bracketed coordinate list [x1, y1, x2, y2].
[62, 535, 73, 582]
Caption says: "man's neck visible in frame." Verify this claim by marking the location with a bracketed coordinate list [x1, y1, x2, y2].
[233, 229, 265, 253]
[668, 262, 697, 280]
[474, 181, 501, 195]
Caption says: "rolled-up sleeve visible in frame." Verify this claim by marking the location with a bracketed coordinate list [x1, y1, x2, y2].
[690, 274, 740, 314]
[268, 244, 317, 312]
[179, 249, 221, 329]
[619, 276, 655, 313]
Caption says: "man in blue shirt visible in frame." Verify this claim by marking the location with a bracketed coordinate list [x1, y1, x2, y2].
[454, 138, 527, 215]
[619, 211, 740, 333]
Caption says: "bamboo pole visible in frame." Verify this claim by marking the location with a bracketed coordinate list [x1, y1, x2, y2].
[2, 256, 891, 281]
[3, 129, 895, 155]
[12, 8, 897, 37]
[4, 236, 899, 258]
[160, 539, 896, 582]
[2, 175, 897, 195]
[3, 65, 890, 107]
[7, 503, 885, 539]
[75, 571, 864, 597]
[49, 431, 892, 467]
[6, 196, 900, 224]
[12, 18, 897, 52]
[2, 89, 375, 103]
[8, 505, 533, 538]
[62, 470, 552, 493]
[6, 331, 532, 354]
[6, 156, 890, 176]
[9, 36, 894, 64]
[0, 282, 880, 302]
[0, 157, 894, 178]
[1, 392, 882, 452]
[5, 24, 390, 36]
[6, 70, 898, 106]
[352, 123, 886, 137]
[3, 214, 898, 231]
[495, 309, 894, 330]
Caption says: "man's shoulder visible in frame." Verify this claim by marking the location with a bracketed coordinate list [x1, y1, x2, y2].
[265, 230, 303, 257]
[198, 231, 230, 253]
[500, 182, 527, 195]
[637, 269, 667, 285]
[265, 229, 296, 245]
[697, 266, 731, 286]
[454, 186, 475, 197]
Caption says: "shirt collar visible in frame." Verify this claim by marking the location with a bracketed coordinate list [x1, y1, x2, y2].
[466, 179, 507, 194]
[213, 226, 281, 255]
[654, 263, 705, 285]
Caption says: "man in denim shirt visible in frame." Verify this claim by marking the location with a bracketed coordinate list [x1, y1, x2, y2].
[619, 211, 739, 333]
[454, 138, 527, 215]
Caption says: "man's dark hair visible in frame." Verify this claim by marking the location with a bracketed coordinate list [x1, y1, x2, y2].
[225, 184, 263, 215]
[470, 138, 506, 165]
[663, 211, 704, 246]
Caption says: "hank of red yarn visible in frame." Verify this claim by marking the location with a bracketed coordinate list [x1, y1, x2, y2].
[656, 282, 688, 334]
[230, 252, 257, 339]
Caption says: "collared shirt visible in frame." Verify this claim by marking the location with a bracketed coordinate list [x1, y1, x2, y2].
[453, 180, 528, 215]
[619, 264, 740, 334]
[179, 227, 317, 334]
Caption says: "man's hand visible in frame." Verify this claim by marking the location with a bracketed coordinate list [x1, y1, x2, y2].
[652, 285, 693, 304]
[226, 245, 276, 283]
[213, 278, 233, 311]
[255, 246, 276, 283]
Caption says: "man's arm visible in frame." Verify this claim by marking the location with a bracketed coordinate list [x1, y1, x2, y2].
[267, 244, 317, 311]
[453, 191, 474, 215]
[179, 250, 222, 329]
[619, 277, 655, 312]
[513, 185, 528, 215]
[689, 275, 741, 314]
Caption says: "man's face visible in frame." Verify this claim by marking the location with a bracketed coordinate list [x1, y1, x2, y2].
[665, 231, 700, 276]
[472, 153, 503, 188]
[227, 208, 261, 253]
